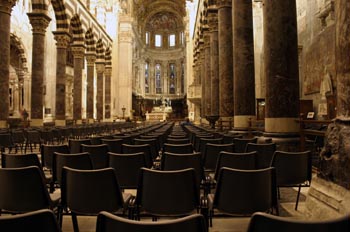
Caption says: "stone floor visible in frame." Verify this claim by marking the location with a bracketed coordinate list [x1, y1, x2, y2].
[61, 187, 309, 232]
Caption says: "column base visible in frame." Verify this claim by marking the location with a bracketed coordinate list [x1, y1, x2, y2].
[0, 120, 7, 128]
[305, 176, 350, 219]
[75, 119, 83, 125]
[265, 117, 299, 133]
[30, 119, 44, 127]
[234, 115, 256, 129]
[88, 118, 95, 124]
[55, 120, 67, 126]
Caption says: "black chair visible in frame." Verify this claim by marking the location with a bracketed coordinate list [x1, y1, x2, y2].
[101, 138, 123, 153]
[122, 144, 153, 168]
[247, 211, 350, 232]
[10, 130, 26, 153]
[0, 209, 60, 232]
[245, 143, 276, 169]
[108, 152, 147, 190]
[53, 152, 93, 186]
[134, 138, 159, 161]
[96, 211, 207, 232]
[233, 137, 258, 153]
[81, 144, 109, 169]
[207, 167, 278, 226]
[0, 166, 61, 220]
[41, 144, 70, 173]
[166, 138, 191, 145]
[163, 143, 194, 154]
[198, 137, 223, 157]
[134, 168, 203, 221]
[24, 130, 43, 153]
[0, 133, 16, 154]
[202, 143, 234, 172]
[61, 167, 133, 232]
[68, 138, 91, 153]
[270, 150, 312, 210]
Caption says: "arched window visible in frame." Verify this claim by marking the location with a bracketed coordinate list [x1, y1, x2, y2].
[145, 62, 149, 93]
[169, 63, 176, 94]
[155, 64, 162, 93]
[169, 34, 175, 47]
[155, 34, 162, 47]
[145, 32, 150, 45]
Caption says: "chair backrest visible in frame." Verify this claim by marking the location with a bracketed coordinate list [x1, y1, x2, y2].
[96, 211, 207, 232]
[233, 137, 258, 153]
[113, 135, 133, 145]
[247, 212, 350, 232]
[222, 134, 243, 144]
[122, 144, 153, 168]
[270, 150, 312, 186]
[101, 138, 123, 153]
[203, 143, 234, 171]
[1, 153, 42, 169]
[213, 167, 277, 215]
[68, 138, 91, 153]
[0, 166, 52, 213]
[53, 152, 93, 185]
[134, 138, 159, 161]
[81, 144, 109, 169]
[166, 138, 191, 145]
[214, 151, 257, 180]
[61, 167, 124, 215]
[108, 152, 147, 189]
[194, 134, 214, 152]
[41, 144, 70, 171]
[199, 138, 223, 156]
[246, 143, 276, 169]
[136, 167, 199, 216]
[163, 143, 194, 154]
[0, 209, 60, 232]
[161, 152, 204, 187]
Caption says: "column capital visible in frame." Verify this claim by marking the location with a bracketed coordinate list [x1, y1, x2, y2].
[86, 53, 96, 66]
[0, 0, 16, 14]
[104, 67, 112, 76]
[27, 13, 51, 35]
[208, 11, 218, 32]
[217, 0, 232, 8]
[71, 45, 86, 58]
[52, 31, 71, 49]
[96, 63, 105, 74]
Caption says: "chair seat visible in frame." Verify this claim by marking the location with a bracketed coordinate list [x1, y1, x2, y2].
[49, 191, 61, 207]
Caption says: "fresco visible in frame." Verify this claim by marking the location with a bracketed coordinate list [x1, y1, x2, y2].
[146, 12, 178, 31]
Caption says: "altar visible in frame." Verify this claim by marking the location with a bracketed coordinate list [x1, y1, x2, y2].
[145, 106, 172, 121]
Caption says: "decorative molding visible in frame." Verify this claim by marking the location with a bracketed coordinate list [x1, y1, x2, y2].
[216, 0, 232, 9]
[317, 0, 335, 29]
[70, 45, 86, 58]
[27, 13, 51, 35]
[0, 0, 16, 14]
[85, 54, 96, 66]
[52, 31, 71, 48]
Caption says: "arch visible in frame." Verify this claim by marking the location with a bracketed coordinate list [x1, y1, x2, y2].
[10, 33, 28, 74]
[70, 14, 84, 45]
[85, 28, 96, 54]
[105, 46, 112, 66]
[96, 38, 105, 60]
[50, 0, 70, 31]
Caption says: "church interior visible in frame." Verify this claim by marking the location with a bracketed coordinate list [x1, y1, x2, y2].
[0, 0, 350, 231]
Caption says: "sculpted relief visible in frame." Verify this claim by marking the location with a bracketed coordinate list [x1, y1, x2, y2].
[146, 12, 178, 31]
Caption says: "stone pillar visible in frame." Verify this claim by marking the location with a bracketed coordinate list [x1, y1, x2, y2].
[28, 13, 51, 127]
[18, 71, 25, 111]
[208, 9, 219, 117]
[104, 67, 112, 120]
[263, 0, 299, 133]
[199, 48, 205, 117]
[86, 54, 96, 123]
[217, 0, 234, 119]
[71, 45, 85, 124]
[96, 63, 104, 121]
[233, 0, 256, 129]
[53, 31, 71, 126]
[203, 30, 211, 116]
[0, 0, 16, 128]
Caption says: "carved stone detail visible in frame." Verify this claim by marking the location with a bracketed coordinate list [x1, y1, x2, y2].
[85, 54, 96, 66]
[53, 31, 71, 49]
[27, 13, 51, 35]
[216, 0, 232, 8]
[0, 0, 16, 14]
[71, 45, 85, 58]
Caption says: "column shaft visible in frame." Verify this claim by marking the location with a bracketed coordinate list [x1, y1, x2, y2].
[200, 53, 205, 117]
[96, 64, 104, 121]
[86, 55, 96, 122]
[233, 0, 256, 128]
[28, 13, 51, 126]
[218, 0, 234, 118]
[336, 0, 350, 117]
[105, 67, 112, 119]
[0, 1, 16, 127]
[71, 46, 85, 123]
[53, 32, 71, 125]
[208, 10, 219, 116]
[263, 0, 299, 133]
[204, 32, 211, 116]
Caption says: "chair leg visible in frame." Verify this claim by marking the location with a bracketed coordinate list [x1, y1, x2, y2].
[277, 187, 281, 199]
[295, 185, 302, 210]
[71, 212, 79, 232]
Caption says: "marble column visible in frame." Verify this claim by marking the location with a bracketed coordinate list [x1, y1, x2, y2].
[208, 9, 219, 117]
[104, 66, 112, 120]
[233, 0, 256, 129]
[0, 0, 16, 128]
[53, 31, 71, 126]
[263, 0, 299, 133]
[96, 63, 104, 121]
[217, 0, 234, 119]
[28, 13, 51, 127]
[203, 30, 211, 116]
[199, 47, 205, 117]
[86, 54, 96, 123]
[71, 45, 85, 124]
